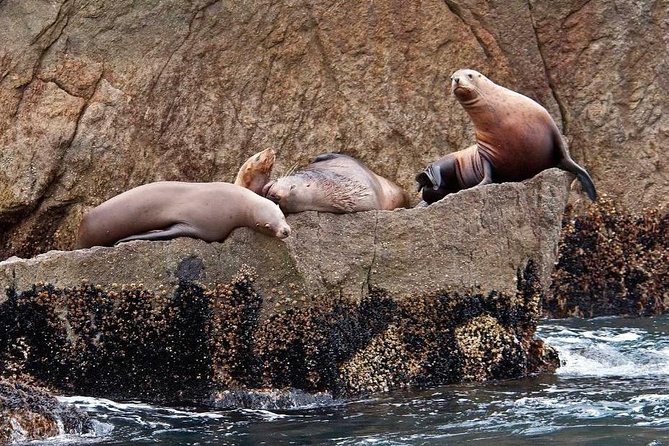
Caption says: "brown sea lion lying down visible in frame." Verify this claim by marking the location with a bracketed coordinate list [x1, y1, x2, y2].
[77, 181, 290, 248]
[263, 153, 409, 213]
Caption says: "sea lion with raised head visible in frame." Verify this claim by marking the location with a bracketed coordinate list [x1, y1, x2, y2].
[263, 153, 409, 213]
[76, 182, 291, 248]
[234, 148, 276, 194]
[417, 68, 597, 204]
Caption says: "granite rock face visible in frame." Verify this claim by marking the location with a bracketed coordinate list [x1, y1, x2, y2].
[0, 0, 667, 259]
[0, 171, 569, 404]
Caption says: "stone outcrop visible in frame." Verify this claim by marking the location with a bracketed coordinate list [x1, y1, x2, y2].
[0, 170, 568, 404]
[547, 198, 669, 318]
[0, 379, 93, 445]
[0, 0, 667, 259]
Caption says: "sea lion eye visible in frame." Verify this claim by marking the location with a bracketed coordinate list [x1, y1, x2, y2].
[290, 184, 296, 190]
[468, 74, 473, 79]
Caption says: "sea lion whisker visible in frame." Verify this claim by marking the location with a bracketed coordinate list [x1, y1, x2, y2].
[281, 163, 299, 179]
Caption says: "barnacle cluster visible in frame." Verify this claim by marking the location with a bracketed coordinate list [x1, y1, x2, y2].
[0, 261, 556, 403]
[548, 197, 669, 318]
[0, 379, 92, 444]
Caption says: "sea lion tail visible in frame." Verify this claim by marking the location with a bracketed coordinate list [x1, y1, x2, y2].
[559, 159, 597, 201]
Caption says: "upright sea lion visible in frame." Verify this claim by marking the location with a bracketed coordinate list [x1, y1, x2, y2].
[417, 68, 597, 204]
[263, 153, 409, 213]
[76, 182, 291, 248]
[234, 148, 276, 195]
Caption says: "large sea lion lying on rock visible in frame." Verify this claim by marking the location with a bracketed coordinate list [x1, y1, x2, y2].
[416, 68, 597, 204]
[76, 182, 291, 248]
[263, 153, 409, 213]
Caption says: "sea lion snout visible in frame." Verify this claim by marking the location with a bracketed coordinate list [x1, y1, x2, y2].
[263, 181, 278, 201]
[277, 224, 291, 239]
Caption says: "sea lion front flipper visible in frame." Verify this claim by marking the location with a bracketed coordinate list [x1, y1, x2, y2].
[423, 163, 442, 191]
[115, 223, 200, 244]
[415, 171, 432, 192]
[475, 157, 493, 186]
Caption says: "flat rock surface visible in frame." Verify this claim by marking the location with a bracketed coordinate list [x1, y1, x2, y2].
[0, 171, 567, 403]
[0, 169, 571, 300]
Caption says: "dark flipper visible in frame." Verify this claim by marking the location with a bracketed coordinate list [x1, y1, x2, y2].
[312, 152, 350, 163]
[553, 128, 597, 201]
[558, 158, 598, 201]
[475, 157, 493, 186]
[415, 164, 441, 193]
[424, 163, 442, 191]
[115, 223, 200, 244]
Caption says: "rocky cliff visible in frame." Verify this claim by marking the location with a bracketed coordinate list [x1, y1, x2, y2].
[0, 0, 667, 259]
[0, 170, 567, 404]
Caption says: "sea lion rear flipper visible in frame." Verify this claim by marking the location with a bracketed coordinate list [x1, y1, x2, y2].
[115, 223, 200, 244]
[558, 158, 598, 201]
[312, 152, 348, 163]
[554, 132, 597, 201]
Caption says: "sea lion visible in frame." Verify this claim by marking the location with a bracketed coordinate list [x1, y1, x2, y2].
[263, 153, 409, 213]
[417, 68, 597, 204]
[76, 181, 291, 248]
[234, 148, 276, 195]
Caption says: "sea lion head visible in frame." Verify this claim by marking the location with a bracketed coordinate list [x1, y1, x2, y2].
[262, 175, 313, 214]
[235, 148, 276, 194]
[450, 69, 491, 106]
[253, 198, 291, 239]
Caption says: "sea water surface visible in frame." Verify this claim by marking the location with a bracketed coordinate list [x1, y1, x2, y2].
[30, 315, 669, 445]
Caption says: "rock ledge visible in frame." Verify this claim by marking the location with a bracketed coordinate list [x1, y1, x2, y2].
[0, 170, 570, 404]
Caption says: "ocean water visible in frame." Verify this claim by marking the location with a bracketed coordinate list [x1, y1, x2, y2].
[25, 315, 669, 445]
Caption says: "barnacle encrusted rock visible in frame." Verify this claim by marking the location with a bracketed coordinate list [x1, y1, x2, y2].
[547, 198, 669, 318]
[0, 379, 93, 445]
[0, 170, 569, 405]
